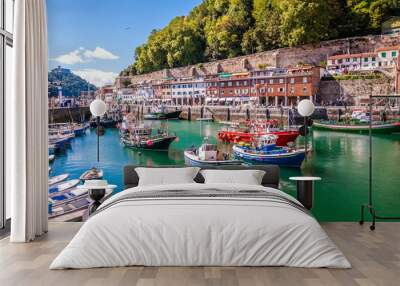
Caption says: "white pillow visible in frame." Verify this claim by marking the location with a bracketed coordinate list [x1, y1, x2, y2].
[135, 167, 200, 186]
[200, 169, 265, 185]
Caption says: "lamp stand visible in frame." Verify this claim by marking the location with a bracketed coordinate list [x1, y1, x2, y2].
[359, 94, 400, 230]
[96, 116, 100, 162]
[304, 116, 308, 161]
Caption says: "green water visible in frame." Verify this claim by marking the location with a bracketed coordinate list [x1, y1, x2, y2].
[50, 120, 400, 221]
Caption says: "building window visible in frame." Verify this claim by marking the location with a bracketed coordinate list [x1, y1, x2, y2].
[392, 51, 397, 57]
[302, 77, 308, 83]
[220, 82, 225, 87]
[269, 79, 274, 84]
[243, 81, 248, 86]
[279, 79, 284, 84]
[364, 57, 368, 62]
[290, 78, 295, 84]
[260, 79, 265, 84]
[228, 82, 232, 87]
[381, 52, 387, 58]
[372, 57, 376, 62]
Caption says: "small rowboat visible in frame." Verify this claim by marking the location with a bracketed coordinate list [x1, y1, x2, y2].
[232, 135, 306, 168]
[48, 174, 69, 186]
[80, 167, 104, 181]
[313, 121, 400, 134]
[49, 179, 80, 194]
[184, 139, 242, 167]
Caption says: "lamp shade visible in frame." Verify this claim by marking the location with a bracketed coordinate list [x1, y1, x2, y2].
[298, 99, 315, 117]
[90, 99, 107, 117]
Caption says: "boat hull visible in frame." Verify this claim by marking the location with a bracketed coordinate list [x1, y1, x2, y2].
[144, 110, 182, 120]
[184, 151, 242, 167]
[218, 130, 299, 146]
[313, 121, 400, 134]
[122, 136, 176, 151]
[232, 146, 305, 168]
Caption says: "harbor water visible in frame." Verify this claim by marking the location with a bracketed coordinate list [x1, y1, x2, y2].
[50, 120, 400, 221]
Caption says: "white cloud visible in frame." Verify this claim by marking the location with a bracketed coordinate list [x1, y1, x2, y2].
[84, 47, 119, 60]
[73, 68, 118, 87]
[53, 47, 119, 65]
[53, 48, 86, 65]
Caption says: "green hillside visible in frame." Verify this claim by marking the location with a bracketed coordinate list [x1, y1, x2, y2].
[121, 0, 400, 76]
[48, 67, 97, 97]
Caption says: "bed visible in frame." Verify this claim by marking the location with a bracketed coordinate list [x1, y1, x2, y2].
[50, 165, 350, 269]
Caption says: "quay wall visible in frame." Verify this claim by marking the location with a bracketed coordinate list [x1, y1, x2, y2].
[118, 35, 400, 86]
[49, 107, 91, 123]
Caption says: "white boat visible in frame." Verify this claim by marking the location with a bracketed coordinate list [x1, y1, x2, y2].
[79, 167, 104, 181]
[48, 174, 69, 186]
[49, 179, 80, 193]
[49, 154, 55, 162]
[184, 138, 242, 167]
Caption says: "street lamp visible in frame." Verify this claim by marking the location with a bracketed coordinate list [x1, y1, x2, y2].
[298, 99, 315, 161]
[90, 99, 107, 162]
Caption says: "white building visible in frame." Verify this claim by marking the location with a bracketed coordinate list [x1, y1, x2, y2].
[171, 77, 206, 105]
[376, 46, 399, 67]
[117, 88, 135, 104]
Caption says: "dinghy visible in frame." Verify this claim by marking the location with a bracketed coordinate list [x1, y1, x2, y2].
[79, 167, 104, 181]
[49, 179, 80, 194]
[48, 174, 69, 186]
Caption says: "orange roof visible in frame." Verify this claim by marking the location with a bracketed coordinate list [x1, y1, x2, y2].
[328, 52, 376, 60]
[376, 45, 400, 52]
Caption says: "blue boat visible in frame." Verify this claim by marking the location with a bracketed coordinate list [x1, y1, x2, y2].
[232, 135, 305, 168]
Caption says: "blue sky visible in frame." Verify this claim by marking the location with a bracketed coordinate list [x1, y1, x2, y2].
[47, 0, 202, 86]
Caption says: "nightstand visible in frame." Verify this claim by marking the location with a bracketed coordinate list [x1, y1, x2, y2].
[289, 177, 321, 210]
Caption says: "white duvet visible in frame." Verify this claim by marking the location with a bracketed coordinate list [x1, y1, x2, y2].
[50, 183, 351, 269]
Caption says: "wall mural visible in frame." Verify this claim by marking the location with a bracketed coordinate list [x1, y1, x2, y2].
[46, 0, 400, 222]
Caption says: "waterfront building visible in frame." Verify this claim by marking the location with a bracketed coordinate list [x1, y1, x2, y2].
[170, 77, 206, 105]
[376, 45, 400, 67]
[117, 88, 135, 104]
[326, 53, 378, 75]
[326, 45, 400, 75]
[130, 82, 154, 104]
[252, 66, 321, 106]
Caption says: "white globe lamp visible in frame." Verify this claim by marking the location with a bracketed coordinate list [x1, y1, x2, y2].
[298, 99, 315, 117]
[90, 99, 107, 162]
[90, 99, 107, 117]
[297, 99, 315, 162]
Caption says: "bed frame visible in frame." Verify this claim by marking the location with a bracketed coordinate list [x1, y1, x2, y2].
[123, 165, 280, 189]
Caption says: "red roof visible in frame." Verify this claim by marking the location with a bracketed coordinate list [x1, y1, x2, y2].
[376, 45, 400, 52]
[328, 52, 376, 60]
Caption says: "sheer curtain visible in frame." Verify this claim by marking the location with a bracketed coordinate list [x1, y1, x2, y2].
[7, 0, 48, 242]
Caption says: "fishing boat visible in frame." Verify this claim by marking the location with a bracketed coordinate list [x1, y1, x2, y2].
[49, 154, 55, 162]
[144, 106, 182, 120]
[184, 139, 242, 167]
[48, 179, 80, 194]
[313, 120, 400, 134]
[72, 122, 89, 136]
[80, 167, 104, 181]
[232, 135, 306, 168]
[121, 133, 177, 151]
[48, 174, 69, 186]
[48, 129, 74, 148]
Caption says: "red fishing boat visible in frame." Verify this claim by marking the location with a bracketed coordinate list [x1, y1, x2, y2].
[218, 120, 300, 146]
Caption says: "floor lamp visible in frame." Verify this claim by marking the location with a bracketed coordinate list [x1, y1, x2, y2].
[298, 99, 315, 161]
[90, 99, 107, 162]
[359, 94, 400, 230]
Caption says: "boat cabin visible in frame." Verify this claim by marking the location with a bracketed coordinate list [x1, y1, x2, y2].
[198, 143, 218, 161]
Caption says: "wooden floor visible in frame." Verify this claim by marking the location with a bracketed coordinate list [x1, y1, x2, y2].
[0, 222, 399, 286]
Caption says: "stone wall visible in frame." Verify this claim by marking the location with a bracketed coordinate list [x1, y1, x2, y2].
[319, 77, 394, 105]
[119, 34, 400, 86]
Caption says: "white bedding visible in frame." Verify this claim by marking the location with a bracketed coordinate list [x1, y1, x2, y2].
[50, 183, 351, 269]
